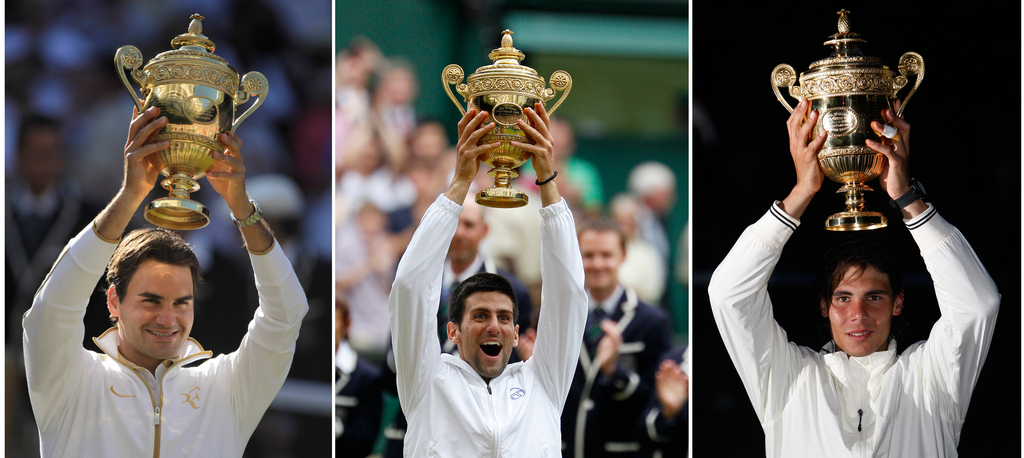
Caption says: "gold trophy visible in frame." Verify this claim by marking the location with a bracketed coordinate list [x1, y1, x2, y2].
[771, 9, 923, 231]
[443, 30, 572, 208]
[115, 14, 268, 229]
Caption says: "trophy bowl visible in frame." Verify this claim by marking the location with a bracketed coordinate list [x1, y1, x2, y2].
[771, 9, 923, 231]
[443, 30, 571, 208]
[115, 14, 268, 229]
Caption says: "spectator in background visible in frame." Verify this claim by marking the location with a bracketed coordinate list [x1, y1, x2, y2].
[336, 36, 381, 168]
[562, 219, 673, 458]
[638, 346, 689, 458]
[627, 161, 676, 267]
[609, 193, 667, 304]
[336, 202, 397, 356]
[372, 59, 419, 150]
[335, 296, 383, 458]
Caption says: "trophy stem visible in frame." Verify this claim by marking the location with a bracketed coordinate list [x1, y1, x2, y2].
[476, 165, 528, 208]
[825, 181, 887, 231]
[145, 172, 210, 230]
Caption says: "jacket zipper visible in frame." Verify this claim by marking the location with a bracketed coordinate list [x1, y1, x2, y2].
[488, 383, 499, 457]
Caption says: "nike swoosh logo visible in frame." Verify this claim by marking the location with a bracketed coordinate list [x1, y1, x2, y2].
[110, 385, 135, 398]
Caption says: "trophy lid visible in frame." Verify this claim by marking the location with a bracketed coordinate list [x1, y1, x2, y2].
[170, 14, 216, 53]
[464, 30, 546, 95]
[140, 14, 238, 96]
[808, 9, 885, 71]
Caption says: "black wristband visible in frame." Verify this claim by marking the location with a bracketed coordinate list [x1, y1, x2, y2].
[535, 169, 558, 186]
[889, 178, 926, 210]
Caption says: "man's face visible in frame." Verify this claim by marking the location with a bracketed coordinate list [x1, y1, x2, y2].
[579, 229, 625, 296]
[448, 201, 487, 268]
[108, 259, 194, 371]
[821, 265, 903, 357]
[447, 291, 519, 381]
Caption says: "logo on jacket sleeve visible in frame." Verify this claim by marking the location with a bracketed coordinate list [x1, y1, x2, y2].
[509, 387, 526, 400]
[180, 386, 202, 409]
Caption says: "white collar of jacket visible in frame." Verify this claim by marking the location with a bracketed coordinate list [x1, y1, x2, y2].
[441, 352, 524, 386]
[821, 338, 898, 388]
[92, 326, 212, 372]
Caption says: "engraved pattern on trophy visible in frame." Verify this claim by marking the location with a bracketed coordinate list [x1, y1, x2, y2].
[442, 29, 572, 208]
[115, 13, 267, 229]
[770, 9, 923, 231]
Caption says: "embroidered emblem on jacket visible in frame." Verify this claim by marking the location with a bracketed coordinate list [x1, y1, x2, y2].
[180, 386, 202, 409]
[510, 387, 526, 400]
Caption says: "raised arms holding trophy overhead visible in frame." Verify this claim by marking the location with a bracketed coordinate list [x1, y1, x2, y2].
[389, 103, 588, 457]
[23, 100, 307, 456]
[708, 97, 1000, 457]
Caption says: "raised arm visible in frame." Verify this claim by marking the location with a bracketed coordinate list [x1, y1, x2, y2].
[24, 107, 170, 426]
[905, 207, 999, 422]
[517, 104, 587, 407]
[389, 108, 498, 412]
[708, 205, 814, 423]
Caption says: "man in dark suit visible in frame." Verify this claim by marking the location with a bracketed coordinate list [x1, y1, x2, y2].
[335, 296, 382, 457]
[561, 219, 674, 457]
[382, 195, 535, 457]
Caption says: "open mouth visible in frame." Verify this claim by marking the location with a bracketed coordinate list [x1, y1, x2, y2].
[480, 341, 502, 357]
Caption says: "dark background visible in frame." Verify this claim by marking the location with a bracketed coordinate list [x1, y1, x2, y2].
[691, 2, 1021, 456]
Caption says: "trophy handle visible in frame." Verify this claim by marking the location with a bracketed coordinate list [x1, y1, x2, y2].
[114, 46, 146, 113]
[544, 70, 572, 115]
[442, 64, 467, 116]
[232, 72, 269, 132]
[771, 64, 799, 113]
[894, 52, 924, 117]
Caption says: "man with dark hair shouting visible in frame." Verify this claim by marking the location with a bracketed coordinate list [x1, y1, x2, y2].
[389, 104, 587, 457]
[23, 107, 308, 457]
[709, 100, 999, 457]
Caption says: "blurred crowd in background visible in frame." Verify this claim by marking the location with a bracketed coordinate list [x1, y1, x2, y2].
[334, 34, 687, 457]
[5, 1, 333, 457]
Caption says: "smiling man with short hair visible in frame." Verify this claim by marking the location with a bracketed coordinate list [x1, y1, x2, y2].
[22, 107, 308, 457]
[389, 104, 587, 457]
[708, 101, 1000, 457]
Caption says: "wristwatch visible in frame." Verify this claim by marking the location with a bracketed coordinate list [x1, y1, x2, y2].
[231, 200, 264, 228]
[889, 179, 926, 210]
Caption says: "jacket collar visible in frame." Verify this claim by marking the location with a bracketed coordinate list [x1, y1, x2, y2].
[821, 338, 898, 387]
[442, 353, 523, 387]
[93, 326, 213, 373]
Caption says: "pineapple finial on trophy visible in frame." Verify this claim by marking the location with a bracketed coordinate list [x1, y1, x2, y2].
[188, 14, 205, 34]
[837, 9, 851, 34]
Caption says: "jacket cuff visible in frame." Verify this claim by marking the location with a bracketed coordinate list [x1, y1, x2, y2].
[250, 241, 293, 285]
[749, 202, 800, 250]
[904, 204, 954, 251]
[436, 193, 465, 218]
[901, 204, 954, 251]
[539, 197, 570, 220]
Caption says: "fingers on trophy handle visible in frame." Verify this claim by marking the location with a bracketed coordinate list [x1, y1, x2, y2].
[232, 72, 268, 132]
[545, 70, 572, 115]
[442, 64, 468, 116]
[895, 52, 924, 117]
[115, 46, 146, 112]
[771, 64, 798, 114]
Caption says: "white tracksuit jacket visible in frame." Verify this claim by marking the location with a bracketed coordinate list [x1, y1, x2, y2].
[709, 203, 999, 458]
[389, 195, 587, 458]
[23, 224, 308, 458]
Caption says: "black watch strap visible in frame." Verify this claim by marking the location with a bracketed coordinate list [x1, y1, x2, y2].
[890, 179, 926, 210]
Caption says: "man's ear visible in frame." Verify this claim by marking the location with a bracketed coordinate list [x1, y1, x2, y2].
[446, 320, 461, 345]
[892, 290, 905, 316]
[512, 324, 519, 347]
[820, 299, 829, 318]
[107, 286, 121, 319]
